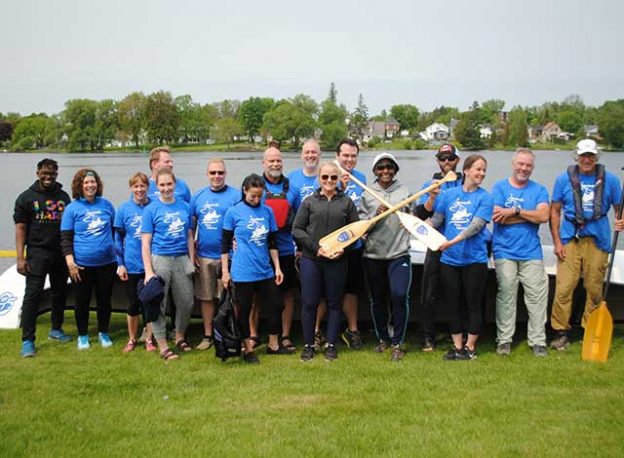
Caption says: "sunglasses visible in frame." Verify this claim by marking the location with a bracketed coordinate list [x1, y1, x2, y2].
[320, 174, 339, 181]
[208, 170, 225, 175]
[375, 163, 395, 171]
[437, 155, 457, 162]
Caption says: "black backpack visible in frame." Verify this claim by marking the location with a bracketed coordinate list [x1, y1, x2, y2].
[213, 287, 241, 361]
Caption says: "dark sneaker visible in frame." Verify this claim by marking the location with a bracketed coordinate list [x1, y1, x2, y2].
[300, 344, 315, 362]
[266, 345, 292, 355]
[532, 345, 548, 357]
[458, 346, 477, 360]
[421, 337, 436, 352]
[443, 347, 462, 361]
[390, 345, 406, 362]
[48, 328, 72, 342]
[242, 351, 259, 364]
[550, 333, 569, 351]
[496, 343, 511, 356]
[21, 340, 36, 358]
[375, 340, 389, 353]
[325, 344, 338, 361]
[341, 329, 363, 350]
[313, 331, 325, 351]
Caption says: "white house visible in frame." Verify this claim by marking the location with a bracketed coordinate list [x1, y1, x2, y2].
[423, 122, 450, 141]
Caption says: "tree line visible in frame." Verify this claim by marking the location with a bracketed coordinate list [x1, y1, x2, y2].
[1, 84, 623, 151]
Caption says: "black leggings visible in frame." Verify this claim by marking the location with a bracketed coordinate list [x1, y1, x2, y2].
[440, 262, 488, 335]
[234, 278, 284, 340]
[73, 263, 117, 335]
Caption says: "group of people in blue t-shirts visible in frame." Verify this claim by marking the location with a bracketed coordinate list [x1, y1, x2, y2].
[15, 140, 624, 363]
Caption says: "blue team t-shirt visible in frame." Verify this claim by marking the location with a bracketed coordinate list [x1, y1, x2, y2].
[191, 185, 241, 259]
[435, 186, 493, 266]
[288, 169, 319, 212]
[263, 178, 298, 256]
[223, 201, 278, 282]
[552, 169, 621, 252]
[147, 177, 191, 203]
[141, 199, 192, 256]
[61, 197, 116, 267]
[114, 198, 150, 274]
[492, 179, 549, 261]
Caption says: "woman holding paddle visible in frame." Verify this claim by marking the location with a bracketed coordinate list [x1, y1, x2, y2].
[429, 154, 493, 361]
[292, 161, 359, 362]
[358, 153, 411, 362]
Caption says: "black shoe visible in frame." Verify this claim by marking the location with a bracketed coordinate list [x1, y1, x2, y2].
[375, 340, 389, 353]
[443, 347, 462, 361]
[325, 344, 338, 361]
[266, 345, 292, 355]
[341, 329, 363, 350]
[300, 344, 315, 362]
[242, 351, 259, 364]
[550, 333, 569, 351]
[457, 346, 477, 360]
[421, 337, 435, 352]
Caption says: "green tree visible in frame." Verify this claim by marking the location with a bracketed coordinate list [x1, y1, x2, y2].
[11, 114, 55, 150]
[176, 94, 213, 144]
[453, 102, 485, 150]
[93, 99, 118, 150]
[239, 97, 275, 141]
[390, 104, 419, 132]
[507, 106, 529, 147]
[214, 99, 240, 119]
[597, 99, 624, 148]
[318, 83, 347, 148]
[62, 99, 99, 151]
[556, 110, 583, 134]
[117, 92, 146, 148]
[144, 91, 179, 145]
[0, 121, 13, 144]
[349, 93, 369, 142]
[214, 117, 243, 146]
[262, 95, 318, 148]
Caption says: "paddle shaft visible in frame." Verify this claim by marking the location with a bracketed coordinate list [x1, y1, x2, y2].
[334, 160, 394, 208]
[603, 167, 624, 299]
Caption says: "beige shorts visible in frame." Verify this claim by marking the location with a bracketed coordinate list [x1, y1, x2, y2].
[194, 257, 222, 301]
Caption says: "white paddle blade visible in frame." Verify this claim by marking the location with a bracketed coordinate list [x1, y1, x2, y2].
[397, 212, 447, 251]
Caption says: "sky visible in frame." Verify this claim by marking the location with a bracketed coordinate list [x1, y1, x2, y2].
[2, 0, 623, 115]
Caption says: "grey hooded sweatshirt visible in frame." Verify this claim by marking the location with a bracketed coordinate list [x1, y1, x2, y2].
[358, 179, 411, 260]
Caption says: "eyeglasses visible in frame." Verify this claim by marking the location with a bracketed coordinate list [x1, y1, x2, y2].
[208, 171, 225, 175]
[375, 163, 395, 171]
[437, 155, 457, 162]
[320, 174, 339, 181]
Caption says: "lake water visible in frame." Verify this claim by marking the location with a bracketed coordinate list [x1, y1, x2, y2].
[3, 148, 624, 270]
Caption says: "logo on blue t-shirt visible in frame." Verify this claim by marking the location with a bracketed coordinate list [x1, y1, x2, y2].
[164, 211, 186, 238]
[0, 292, 17, 316]
[83, 210, 107, 236]
[129, 214, 142, 239]
[344, 184, 362, 206]
[504, 195, 523, 210]
[449, 199, 472, 227]
[200, 203, 221, 229]
[247, 216, 268, 246]
[581, 184, 595, 212]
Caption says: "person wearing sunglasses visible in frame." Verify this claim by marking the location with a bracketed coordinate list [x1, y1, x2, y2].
[359, 153, 411, 362]
[190, 158, 240, 351]
[412, 143, 463, 352]
[292, 162, 359, 362]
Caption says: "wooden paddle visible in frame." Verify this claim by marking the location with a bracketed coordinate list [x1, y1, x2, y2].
[319, 170, 457, 255]
[334, 161, 447, 251]
[581, 176, 624, 362]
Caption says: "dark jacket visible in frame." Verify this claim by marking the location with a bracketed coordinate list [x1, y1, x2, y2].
[292, 189, 359, 259]
[13, 181, 71, 250]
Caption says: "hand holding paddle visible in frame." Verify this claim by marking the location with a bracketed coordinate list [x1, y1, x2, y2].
[319, 170, 457, 255]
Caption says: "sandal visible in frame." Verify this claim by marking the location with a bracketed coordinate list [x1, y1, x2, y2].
[160, 348, 179, 361]
[175, 339, 192, 352]
[280, 335, 296, 352]
[123, 339, 137, 353]
[249, 336, 260, 349]
[145, 338, 157, 352]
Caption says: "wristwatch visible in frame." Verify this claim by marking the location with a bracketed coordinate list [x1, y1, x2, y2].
[515, 207, 521, 216]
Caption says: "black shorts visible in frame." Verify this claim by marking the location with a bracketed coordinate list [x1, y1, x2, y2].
[276, 254, 299, 291]
[345, 248, 364, 295]
[125, 273, 144, 317]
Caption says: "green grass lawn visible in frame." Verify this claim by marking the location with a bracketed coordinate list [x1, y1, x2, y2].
[1, 314, 623, 457]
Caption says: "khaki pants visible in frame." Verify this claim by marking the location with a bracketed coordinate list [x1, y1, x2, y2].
[551, 238, 608, 332]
